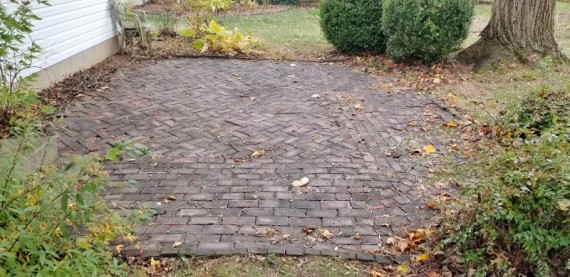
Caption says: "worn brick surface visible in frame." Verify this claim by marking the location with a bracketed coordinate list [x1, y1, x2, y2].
[53, 59, 450, 261]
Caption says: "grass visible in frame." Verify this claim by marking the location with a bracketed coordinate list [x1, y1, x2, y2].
[216, 9, 332, 58]
[128, 255, 374, 277]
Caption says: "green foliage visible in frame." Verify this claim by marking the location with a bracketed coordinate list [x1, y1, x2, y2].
[448, 84, 570, 276]
[256, 0, 299, 5]
[204, 0, 234, 11]
[150, 14, 179, 37]
[0, 142, 151, 276]
[319, 0, 386, 55]
[0, 0, 52, 137]
[382, 0, 474, 64]
[194, 20, 259, 54]
[501, 83, 570, 138]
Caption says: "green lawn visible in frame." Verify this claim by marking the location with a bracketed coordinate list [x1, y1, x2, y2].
[214, 3, 570, 57]
[216, 9, 332, 58]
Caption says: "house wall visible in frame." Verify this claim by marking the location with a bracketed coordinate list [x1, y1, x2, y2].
[4, 0, 120, 89]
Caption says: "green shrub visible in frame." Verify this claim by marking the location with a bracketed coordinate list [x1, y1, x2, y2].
[448, 85, 570, 276]
[501, 83, 570, 138]
[320, 0, 386, 55]
[382, 0, 474, 64]
[0, 141, 150, 276]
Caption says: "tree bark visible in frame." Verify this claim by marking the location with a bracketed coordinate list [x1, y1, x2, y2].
[459, 0, 568, 68]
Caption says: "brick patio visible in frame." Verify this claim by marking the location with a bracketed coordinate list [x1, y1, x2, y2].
[54, 58, 450, 262]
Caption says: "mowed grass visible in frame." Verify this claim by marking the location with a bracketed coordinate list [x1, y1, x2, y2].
[216, 2, 570, 57]
[216, 9, 332, 58]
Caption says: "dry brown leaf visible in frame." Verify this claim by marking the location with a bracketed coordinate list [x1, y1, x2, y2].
[322, 229, 334, 239]
[427, 272, 441, 277]
[251, 149, 265, 158]
[396, 240, 409, 252]
[302, 225, 317, 234]
[352, 232, 361, 240]
[386, 237, 396, 245]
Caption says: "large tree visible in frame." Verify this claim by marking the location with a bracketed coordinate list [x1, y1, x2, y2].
[459, 0, 568, 68]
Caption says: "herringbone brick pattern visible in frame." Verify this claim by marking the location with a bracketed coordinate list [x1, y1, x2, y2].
[54, 58, 450, 261]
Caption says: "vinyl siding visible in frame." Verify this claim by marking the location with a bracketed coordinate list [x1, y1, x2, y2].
[3, 0, 117, 77]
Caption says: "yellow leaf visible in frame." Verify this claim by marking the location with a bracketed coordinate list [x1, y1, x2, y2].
[424, 144, 437, 154]
[209, 20, 222, 33]
[322, 229, 334, 239]
[415, 253, 430, 262]
[124, 233, 136, 242]
[449, 94, 459, 103]
[115, 244, 124, 254]
[76, 238, 91, 249]
[447, 120, 457, 127]
[150, 257, 160, 269]
[396, 264, 410, 275]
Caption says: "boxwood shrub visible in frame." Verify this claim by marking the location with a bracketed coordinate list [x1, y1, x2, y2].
[320, 0, 386, 55]
[382, 0, 474, 64]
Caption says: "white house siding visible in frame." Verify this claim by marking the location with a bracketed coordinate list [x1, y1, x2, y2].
[2, 0, 119, 88]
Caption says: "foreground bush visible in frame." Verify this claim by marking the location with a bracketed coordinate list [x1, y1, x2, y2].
[320, 0, 386, 55]
[382, 0, 473, 64]
[447, 84, 570, 276]
[0, 142, 148, 276]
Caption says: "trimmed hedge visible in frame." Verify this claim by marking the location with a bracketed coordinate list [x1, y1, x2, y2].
[320, 0, 386, 55]
[382, 0, 474, 64]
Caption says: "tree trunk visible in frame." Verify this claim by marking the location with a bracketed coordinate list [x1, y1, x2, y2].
[459, 0, 568, 68]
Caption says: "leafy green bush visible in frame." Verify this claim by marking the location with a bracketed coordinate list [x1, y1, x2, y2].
[0, 0, 52, 138]
[320, 0, 386, 55]
[382, 0, 474, 64]
[448, 85, 570, 276]
[0, 141, 149, 276]
[501, 83, 570, 137]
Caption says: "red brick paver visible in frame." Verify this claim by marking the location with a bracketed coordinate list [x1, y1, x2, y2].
[54, 58, 450, 262]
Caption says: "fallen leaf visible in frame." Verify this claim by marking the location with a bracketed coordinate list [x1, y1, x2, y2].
[322, 229, 334, 239]
[449, 94, 459, 103]
[167, 195, 177, 201]
[302, 225, 317, 234]
[396, 264, 410, 275]
[386, 237, 396, 245]
[300, 177, 309, 185]
[415, 253, 430, 262]
[463, 151, 474, 158]
[172, 241, 182, 248]
[150, 257, 160, 269]
[408, 121, 418, 127]
[124, 233, 136, 242]
[396, 240, 409, 252]
[424, 144, 437, 154]
[427, 272, 441, 277]
[370, 269, 385, 277]
[251, 149, 265, 158]
[354, 103, 364, 110]
[447, 120, 457, 127]
[291, 180, 305, 187]
[352, 232, 361, 240]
